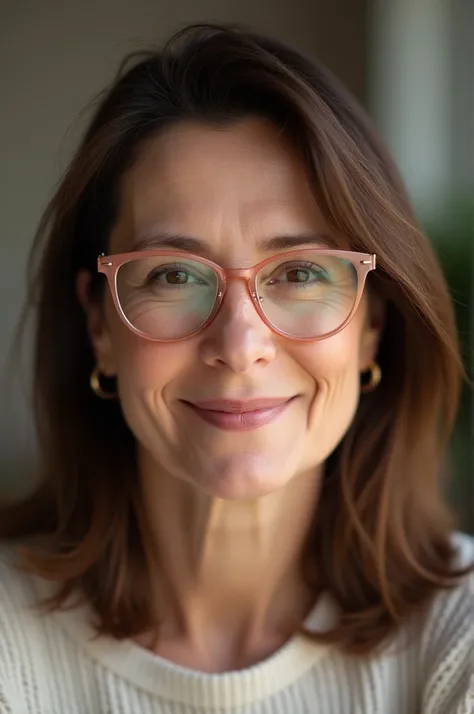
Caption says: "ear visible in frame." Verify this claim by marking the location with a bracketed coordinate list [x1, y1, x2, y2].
[359, 293, 385, 370]
[76, 269, 116, 377]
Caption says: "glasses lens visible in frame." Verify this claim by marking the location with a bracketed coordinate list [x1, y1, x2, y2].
[116, 256, 219, 339]
[256, 252, 358, 338]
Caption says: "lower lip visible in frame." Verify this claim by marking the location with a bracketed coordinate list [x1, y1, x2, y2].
[183, 399, 294, 431]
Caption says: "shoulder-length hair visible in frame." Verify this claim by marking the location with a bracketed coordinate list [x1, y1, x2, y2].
[1, 23, 470, 655]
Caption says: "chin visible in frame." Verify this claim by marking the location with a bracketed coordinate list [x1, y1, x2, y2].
[192, 453, 294, 500]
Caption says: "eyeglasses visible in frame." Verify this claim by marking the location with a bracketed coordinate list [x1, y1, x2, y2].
[97, 249, 376, 342]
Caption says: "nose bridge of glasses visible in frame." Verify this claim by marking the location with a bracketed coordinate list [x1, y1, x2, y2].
[224, 267, 254, 279]
[221, 268, 260, 303]
[217, 271, 266, 323]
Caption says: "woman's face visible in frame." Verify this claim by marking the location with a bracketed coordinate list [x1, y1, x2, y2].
[82, 119, 381, 499]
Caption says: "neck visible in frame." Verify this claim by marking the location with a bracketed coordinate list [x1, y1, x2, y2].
[137, 451, 322, 671]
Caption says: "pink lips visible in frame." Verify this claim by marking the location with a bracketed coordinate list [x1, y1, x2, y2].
[183, 397, 295, 431]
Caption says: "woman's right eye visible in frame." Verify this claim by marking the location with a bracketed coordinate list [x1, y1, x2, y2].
[154, 269, 190, 284]
[145, 265, 205, 287]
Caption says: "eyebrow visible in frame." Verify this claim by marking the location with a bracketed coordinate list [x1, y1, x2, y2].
[132, 231, 336, 254]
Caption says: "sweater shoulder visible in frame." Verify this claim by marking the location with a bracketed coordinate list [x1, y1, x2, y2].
[0, 543, 39, 608]
[418, 532, 474, 714]
[0, 543, 41, 610]
[421, 532, 474, 648]
[0, 543, 48, 711]
[431, 531, 474, 629]
[0, 543, 47, 669]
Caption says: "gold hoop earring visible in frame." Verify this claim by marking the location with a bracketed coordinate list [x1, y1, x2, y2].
[360, 361, 381, 393]
[90, 366, 117, 400]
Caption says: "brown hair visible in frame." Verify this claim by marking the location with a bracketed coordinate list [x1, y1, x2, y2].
[1, 24, 470, 655]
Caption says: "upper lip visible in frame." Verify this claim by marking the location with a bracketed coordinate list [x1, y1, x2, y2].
[184, 397, 295, 413]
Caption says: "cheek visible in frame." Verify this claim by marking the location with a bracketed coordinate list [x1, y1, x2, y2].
[287, 322, 363, 461]
[107, 306, 193, 393]
[289, 321, 363, 388]
[111, 323, 196, 449]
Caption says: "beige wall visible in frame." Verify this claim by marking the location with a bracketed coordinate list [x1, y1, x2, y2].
[0, 0, 367, 496]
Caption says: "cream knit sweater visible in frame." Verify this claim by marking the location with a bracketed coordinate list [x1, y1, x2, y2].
[0, 533, 473, 714]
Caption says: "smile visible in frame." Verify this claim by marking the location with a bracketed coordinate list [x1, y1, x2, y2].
[181, 397, 296, 431]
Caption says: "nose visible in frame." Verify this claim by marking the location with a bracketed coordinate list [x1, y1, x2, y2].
[199, 281, 276, 372]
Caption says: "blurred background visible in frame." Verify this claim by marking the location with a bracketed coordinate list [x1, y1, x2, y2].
[1, 0, 472, 530]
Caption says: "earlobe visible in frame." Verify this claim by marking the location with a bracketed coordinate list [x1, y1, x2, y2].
[359, 333, 380, 373]
[76, 269, 116, 376]
[359, 295, 386, 370]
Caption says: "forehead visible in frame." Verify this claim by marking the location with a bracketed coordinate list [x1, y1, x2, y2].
[109, 119, 334, 257]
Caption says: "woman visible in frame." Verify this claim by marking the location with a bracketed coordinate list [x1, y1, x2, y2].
[0, 23, 472, 714]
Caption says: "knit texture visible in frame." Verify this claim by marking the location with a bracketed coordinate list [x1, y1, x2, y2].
[0, 532, 473, 713]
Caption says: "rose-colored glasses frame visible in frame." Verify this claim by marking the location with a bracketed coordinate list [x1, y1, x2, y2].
[97, 249, 376, 342]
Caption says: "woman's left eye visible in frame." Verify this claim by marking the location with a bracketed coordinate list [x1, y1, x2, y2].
[269, 264, 328, 284]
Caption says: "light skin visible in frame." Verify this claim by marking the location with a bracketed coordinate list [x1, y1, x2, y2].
[78, 119, 382, 672]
